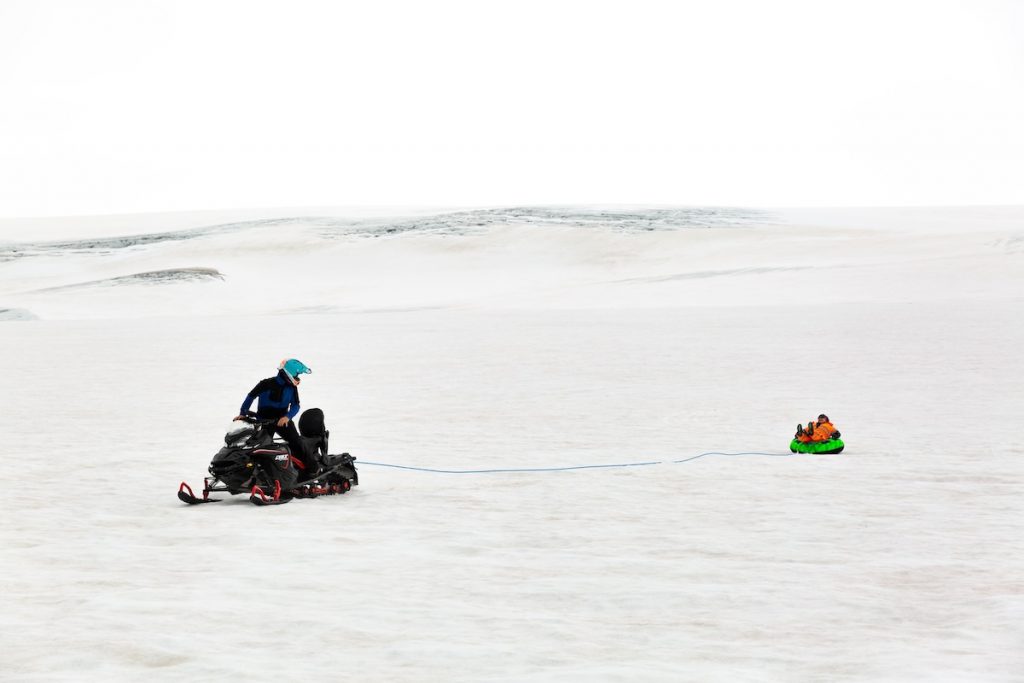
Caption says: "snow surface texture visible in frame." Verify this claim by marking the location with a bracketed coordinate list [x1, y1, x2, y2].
[1, 206, 1022, 682]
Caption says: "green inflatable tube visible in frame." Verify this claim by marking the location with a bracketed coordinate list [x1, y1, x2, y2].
[789, 438, 844, 454]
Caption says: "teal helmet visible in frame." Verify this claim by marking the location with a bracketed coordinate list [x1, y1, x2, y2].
[279, 358, 312, 385]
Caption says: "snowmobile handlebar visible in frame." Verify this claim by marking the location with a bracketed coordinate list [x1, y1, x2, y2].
[237, 413, 280, 427]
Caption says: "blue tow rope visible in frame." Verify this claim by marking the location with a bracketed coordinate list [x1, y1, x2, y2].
[358, 451, 792, 475]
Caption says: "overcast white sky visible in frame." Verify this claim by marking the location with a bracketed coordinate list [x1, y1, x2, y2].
[1, 0, 1022, 217]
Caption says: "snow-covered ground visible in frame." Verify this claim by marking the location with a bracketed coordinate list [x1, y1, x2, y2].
[2, 207, 1022, 681]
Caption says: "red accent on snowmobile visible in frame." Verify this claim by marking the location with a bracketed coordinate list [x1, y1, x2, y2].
[178, 481, 220, 505]
[249, 480, 290, 506]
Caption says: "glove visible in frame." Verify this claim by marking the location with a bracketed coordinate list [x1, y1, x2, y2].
[832, 430, 841, 439]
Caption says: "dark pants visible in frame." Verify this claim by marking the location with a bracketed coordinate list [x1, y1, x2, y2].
[266, 419, 320, 477]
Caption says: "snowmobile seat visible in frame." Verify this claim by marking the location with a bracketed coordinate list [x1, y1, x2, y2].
[298, 408, 329, 464]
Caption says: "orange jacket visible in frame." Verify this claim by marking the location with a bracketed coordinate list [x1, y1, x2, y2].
[810, 421, 838, 442]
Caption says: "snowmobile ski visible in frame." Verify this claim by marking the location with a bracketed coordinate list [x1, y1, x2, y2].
[249, 481, 290, 506]
[178, 482, 220, 505]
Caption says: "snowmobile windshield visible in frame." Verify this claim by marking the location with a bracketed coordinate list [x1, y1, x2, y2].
[225, 423, 256, 446]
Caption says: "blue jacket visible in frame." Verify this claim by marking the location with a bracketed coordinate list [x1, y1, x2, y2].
[240, 370, 300, 420]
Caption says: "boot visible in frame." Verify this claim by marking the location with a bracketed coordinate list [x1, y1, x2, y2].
[795, 424, 804, 437]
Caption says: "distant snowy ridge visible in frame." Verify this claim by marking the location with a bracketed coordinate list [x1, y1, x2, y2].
[32, 267, 224, 293]
[0, 219, 294, 260]
[990, 233, 1024, 254]
[0, 207, 776, 261]
[0, 307, 36, 320]
[314, 206, 778, 239]
[615, 265, 813, 284]
[1, 206, 1020, 321]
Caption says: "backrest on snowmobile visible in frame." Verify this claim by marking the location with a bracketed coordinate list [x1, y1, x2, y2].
[298, 408, 326, 438]
[297, 408, 328, 462]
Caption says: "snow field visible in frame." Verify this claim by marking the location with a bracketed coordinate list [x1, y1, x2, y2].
[2, 207, 1023, 680]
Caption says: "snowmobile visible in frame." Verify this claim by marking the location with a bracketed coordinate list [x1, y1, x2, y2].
[178, 408, 358, 506]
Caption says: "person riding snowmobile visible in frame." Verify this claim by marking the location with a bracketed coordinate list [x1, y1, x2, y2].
[795, 414, 841, 443]
[235, 359, 318, 474]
